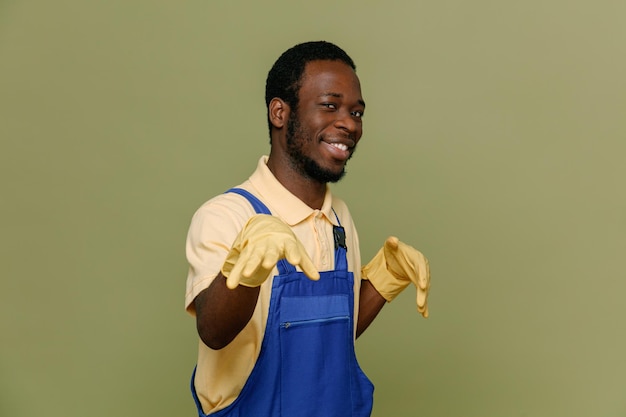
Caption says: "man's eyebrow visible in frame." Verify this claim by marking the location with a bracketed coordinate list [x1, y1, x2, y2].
[318, 92, 366, 108]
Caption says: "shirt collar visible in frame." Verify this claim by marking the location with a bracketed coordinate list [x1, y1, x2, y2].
[249, 156, 339, 227]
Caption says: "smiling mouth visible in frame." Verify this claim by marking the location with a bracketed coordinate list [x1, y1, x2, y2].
[322, 136, 355, 150]
[329, 142, 349, 152]
[322, 139, 355, 163]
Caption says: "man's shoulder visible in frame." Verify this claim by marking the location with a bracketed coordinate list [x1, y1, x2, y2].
[191, 183, 258, 224]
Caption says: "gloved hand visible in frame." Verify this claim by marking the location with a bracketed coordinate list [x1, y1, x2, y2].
[221, 214, 320, 289]
[362, 236, 430, 318]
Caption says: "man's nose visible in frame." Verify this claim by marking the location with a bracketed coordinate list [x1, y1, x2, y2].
[334, 111, 360, 137]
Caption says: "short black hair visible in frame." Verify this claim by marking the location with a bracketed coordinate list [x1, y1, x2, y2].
[265, 41, 356, 138]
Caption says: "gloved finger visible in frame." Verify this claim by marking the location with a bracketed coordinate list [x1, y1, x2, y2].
[282, 239, 302, 266]
[284, 240, 319, 281]
[417, 288, 427, 308]
[241, 247, 266, 278]
[417, 259, 430, 310]
[385, 236, 399, 250]
[383, 237, 412, 278]
[416, 255, 430, 290]
[298, 253, 320, 281]
[260, 245, 282, 271]
[238, 255, 272, 287]
[225, 262, 244, 289]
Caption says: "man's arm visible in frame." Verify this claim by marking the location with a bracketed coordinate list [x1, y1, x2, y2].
[356, 279, 386, 338]
[194, 273, 260, 350]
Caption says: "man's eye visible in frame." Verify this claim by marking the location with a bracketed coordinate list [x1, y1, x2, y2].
[352, 110, 364, 118]
[322, 103, 337, 109]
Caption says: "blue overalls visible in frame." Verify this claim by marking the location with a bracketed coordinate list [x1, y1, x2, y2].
[191, 188, 374, 417]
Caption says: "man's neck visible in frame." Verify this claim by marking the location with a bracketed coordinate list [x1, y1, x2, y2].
[266, 153, 327, 210]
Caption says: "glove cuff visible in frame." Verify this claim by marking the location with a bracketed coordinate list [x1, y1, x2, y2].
[361, 247, 409, 302]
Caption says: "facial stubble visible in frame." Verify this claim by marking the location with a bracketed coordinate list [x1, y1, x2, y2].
[285, 113, 354, 184]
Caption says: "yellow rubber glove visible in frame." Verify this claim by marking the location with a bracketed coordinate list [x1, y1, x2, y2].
[362, 236, 430, 318]
[221, 214, 320, 289]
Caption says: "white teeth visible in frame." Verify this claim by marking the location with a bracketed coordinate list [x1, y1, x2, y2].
[330, 143, 348, 151]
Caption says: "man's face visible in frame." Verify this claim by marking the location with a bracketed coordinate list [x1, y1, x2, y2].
[285, 60, 365, 184]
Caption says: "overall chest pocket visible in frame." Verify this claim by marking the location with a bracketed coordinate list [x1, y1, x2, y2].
[278, 295, 353, 417]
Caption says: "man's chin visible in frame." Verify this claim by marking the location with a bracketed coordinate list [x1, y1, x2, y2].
[304, 160, 346, 183]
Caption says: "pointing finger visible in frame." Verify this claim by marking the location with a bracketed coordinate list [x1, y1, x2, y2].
[284, 240, 319, 281]
[299, 254, 320, 281]
[282, 240, 302, 267]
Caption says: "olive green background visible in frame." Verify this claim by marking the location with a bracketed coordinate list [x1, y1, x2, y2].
[1, 1, 625, 416]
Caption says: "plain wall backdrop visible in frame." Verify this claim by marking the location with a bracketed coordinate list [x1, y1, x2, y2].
[1, 1, 625, 416]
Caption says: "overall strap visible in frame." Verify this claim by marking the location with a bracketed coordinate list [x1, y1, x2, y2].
[226, 187, 271, 214]
[225, 188, 293, 274]
[331, 208, 348, 271]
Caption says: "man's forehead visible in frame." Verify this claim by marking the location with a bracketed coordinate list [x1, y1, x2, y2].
[301, 60, 362, 93]
[303, 59, 357, 76]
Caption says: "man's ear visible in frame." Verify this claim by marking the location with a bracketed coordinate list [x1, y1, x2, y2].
[269, 98, 290, 129]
